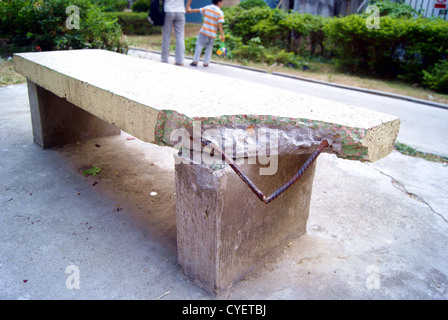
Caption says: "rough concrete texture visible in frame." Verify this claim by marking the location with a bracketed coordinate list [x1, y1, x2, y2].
[13, 50, 400, 162]
[175, 154, 316, 295]
[1, 83, 447, 299]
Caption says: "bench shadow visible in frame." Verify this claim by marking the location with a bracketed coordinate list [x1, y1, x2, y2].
[54, 131, 179, 254]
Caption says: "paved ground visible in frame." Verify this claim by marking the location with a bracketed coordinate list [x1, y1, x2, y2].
[1, 68, 447, 300]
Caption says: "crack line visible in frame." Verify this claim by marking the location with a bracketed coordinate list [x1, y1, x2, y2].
[372, 167, 448, 224]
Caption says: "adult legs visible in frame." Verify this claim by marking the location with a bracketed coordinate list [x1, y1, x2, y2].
[161, 13, 175, 63]
[173, 13, 185, 65]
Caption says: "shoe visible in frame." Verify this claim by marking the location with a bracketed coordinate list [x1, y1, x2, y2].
[174, 62, 184, 66]
[203, 63, 209, 67]
[190, 62, 198, 67]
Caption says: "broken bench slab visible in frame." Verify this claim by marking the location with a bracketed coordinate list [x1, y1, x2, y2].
[14, 49, 401, 295]
[13, 49, 400, 161]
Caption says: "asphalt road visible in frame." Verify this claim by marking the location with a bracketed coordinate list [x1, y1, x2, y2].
[128, 48, 448, 158]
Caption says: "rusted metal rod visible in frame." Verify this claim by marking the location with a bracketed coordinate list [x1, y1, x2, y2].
[263, 139, 329, 204]
[191, 137, 329, 204]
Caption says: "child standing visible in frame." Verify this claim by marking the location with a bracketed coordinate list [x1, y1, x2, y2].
[186, 0, 225, 67]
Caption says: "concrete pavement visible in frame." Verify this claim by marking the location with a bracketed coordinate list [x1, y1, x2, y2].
[1, 71, 447, 299]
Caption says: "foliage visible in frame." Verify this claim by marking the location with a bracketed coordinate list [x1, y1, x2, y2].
[105, 12, 161, 35]
[0, 0, 127, 54]
[238, 0, 268, 10]
[369, 0, 418, 18]
[422, 60, 448, 94]
[323, 14, 448, 83]
[91, 0, 128, 12]
[132, 0, 150, 12]
[184, 33, 308, 69]
[224, 6, 326, 55]
[220, 4, 448, 93]
[82, 166, 102, 176]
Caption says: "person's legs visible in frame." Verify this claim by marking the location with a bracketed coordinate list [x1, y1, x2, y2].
[161, 13, 175, 63]
[192, 33, 206, 65]
[173, 13, 185, 65]
[203, 36, 215, 66]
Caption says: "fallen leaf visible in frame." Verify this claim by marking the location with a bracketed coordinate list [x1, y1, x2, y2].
[82, 166, 102, 177]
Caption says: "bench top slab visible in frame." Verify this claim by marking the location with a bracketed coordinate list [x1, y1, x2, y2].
[14, 49, 400, 162]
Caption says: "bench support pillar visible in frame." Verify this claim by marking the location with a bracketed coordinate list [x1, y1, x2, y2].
[27, 80, 120, 148]
[175, 153, 316, 295]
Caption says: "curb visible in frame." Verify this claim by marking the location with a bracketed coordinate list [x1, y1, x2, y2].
[271, 71, 448, 110]
[128, 47, 448, 110]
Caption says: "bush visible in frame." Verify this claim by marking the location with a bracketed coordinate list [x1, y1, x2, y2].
[370, 0, 418, 18]
[184, 33, 308, 70]
[422, 60, 448, 93]
[238, 0, 268, 10]
[0, 0, 127, 53]
[92, 0, 128, 12]
[105, 12, 161, 35]
[132, 0, 150, 13]
[224, 6, 326, 55]
[222, 3, 448, 91]
[323, 14, 448, 81]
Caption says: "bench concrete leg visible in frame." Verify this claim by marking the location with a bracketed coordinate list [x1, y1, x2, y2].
[175, 153, 316, 295]
[27, 80, 120, 148]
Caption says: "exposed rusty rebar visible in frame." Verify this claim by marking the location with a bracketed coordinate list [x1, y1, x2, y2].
[189, 136, 329, 204]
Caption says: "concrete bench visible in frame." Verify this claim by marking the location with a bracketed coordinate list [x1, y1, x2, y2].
[14, 49, 400, 295]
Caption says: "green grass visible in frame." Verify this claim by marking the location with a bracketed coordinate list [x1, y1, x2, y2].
[394, 141, 448, 164]
[0, 57, 25, 86]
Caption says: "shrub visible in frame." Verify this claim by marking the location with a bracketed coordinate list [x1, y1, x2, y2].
[0, 0, 127, 53]
[216, 4, 448, 89]
[132, 0, 150, 13]
[92, 0, 128, 12]
[422, 60, 448, 93]
[323, 14, 448, 81]
[370, 0, 418, 18]
[185, 33, 308, 70]
[224, 6, 274, 43]
[105, 12, 161, 35]
[263, 48, 307, 69]
[224, 6, 326, 55]
[232, 36, 266, 62]
[82, 5, 126, 51]
[238, 0, 268, 10]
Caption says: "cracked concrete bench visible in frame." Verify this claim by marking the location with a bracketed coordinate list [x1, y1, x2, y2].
[14, 49, 400, 295]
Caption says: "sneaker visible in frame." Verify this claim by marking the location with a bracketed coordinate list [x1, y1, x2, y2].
[190, 62, 198, 67]
[203, 63, 209, 67]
